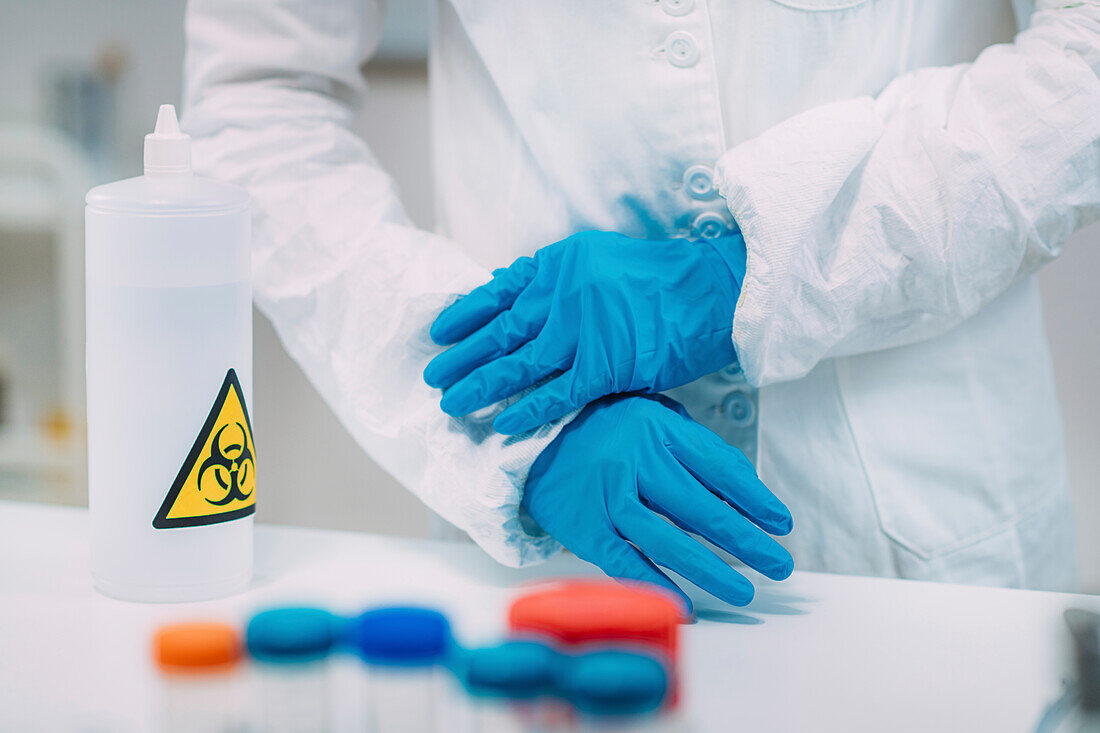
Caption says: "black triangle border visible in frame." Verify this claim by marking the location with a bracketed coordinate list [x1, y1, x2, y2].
[152, 368, 256, 529]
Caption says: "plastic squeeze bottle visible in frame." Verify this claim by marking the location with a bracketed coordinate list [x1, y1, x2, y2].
[86, 104, 253, 602]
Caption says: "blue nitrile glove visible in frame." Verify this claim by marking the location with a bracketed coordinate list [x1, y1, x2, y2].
[522, 393, 792, 613]
[424, 230, 747, 435]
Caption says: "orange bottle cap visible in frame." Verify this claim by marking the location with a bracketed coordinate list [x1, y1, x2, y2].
[154, 622, 241, 673]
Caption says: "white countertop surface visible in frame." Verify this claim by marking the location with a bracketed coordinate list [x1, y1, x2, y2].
[1, 499, 1095, 732]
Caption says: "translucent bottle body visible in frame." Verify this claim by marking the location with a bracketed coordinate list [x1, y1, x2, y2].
[86, 172, 251, 602]
[160, 667, 249, 733]
[254, 658, 332, 733]
[364, 665, 440, 733]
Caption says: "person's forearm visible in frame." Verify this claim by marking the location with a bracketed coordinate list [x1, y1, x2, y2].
[183, 0, 568, 566]
[716, 0, 1100, 386]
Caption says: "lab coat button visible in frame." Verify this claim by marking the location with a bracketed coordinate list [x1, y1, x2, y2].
[660, 0, 695, 16]
[683, 164, 716, 200]
[719, 363, 744, 382]
[722, 389, 756, 428]
[691, 211, 730, 239]
[665, 31, 700, 68]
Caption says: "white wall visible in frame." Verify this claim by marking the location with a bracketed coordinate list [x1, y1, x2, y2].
[2, 0, 1098, 587]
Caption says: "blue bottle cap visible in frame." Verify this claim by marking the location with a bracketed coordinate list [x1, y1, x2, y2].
[559, 649, 669, 718]
[351, 607, 451, 667]
[246, 607, 342, 664]
[462, 641, 560, 700]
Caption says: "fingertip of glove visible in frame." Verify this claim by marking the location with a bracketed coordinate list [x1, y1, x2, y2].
[429, 315, 461, 346]
[753, 512, 792, 538]
[757, 487, 794, 536]
[723, 583, 754, 608]
[774, 512, 794, 537]
[707, 569, 755, 608]
[776, 556, 795, 581]
[428, 326, 450, 347]
[656, 583, 693, 618]
[764, 555, 795, 582]
[423, 359, 449, 389]
[439, 389, 471, 417]
[493, 412, 525, 435]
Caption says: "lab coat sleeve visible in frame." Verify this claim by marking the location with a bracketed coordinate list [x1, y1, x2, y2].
[715, 1, 1100, 386]
[181, 0, 565, 566]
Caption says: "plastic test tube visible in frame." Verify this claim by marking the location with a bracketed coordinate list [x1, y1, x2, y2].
[153, 622, 248, 733]
[508, 579, 683, 698]
[558, 649, 672, 732]
[246, 607, 342, 733]
[457, 640, 560, 733]
[350, 606, 451, 733]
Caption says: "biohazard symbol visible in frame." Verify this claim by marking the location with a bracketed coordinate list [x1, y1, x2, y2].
[153, 369, 256, 529]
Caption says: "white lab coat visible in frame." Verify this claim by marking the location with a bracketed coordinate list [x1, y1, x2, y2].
[183, 0, 1099, 590]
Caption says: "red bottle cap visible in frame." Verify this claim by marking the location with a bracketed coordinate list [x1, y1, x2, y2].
[507, 579, 683, 663]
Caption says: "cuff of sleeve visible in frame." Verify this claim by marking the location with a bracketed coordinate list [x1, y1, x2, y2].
[359, 379, 567, 569]
[411, 351, 569, 568]
[374, 380, 568, 571]
[440, 418, 566, 569]
[715, 97, 883, 386]
[702, 232, 748, 292]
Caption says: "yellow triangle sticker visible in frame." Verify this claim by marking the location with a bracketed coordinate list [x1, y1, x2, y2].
[153, 369, 256, 529]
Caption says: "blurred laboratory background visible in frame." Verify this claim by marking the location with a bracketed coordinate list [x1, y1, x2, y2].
[2, 0, 1098, 590]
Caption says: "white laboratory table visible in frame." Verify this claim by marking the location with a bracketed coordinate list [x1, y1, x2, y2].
[0, 500, 1095, 733]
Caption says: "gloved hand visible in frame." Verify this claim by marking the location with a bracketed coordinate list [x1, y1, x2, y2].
[522, 393, 793, 613]
[424, 230, 747, 435]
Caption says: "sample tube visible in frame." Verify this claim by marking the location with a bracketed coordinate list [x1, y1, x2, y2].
[246, 607, 342, 733]
[508, 579, 683, 700]
[458, 640, 560, 733]
[350, 606, 451, 733]
[153, 622, 248, 733]
[557, 649, 671, 732]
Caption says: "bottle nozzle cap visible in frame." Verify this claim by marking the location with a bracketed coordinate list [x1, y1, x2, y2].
[154, 104, 182, 135]
[144, 104, 191, 176]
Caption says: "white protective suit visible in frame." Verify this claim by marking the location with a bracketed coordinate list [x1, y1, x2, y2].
[183, 0, 1100, 589]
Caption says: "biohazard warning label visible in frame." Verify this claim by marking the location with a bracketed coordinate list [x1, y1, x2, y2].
[153, 369, 256, 529]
